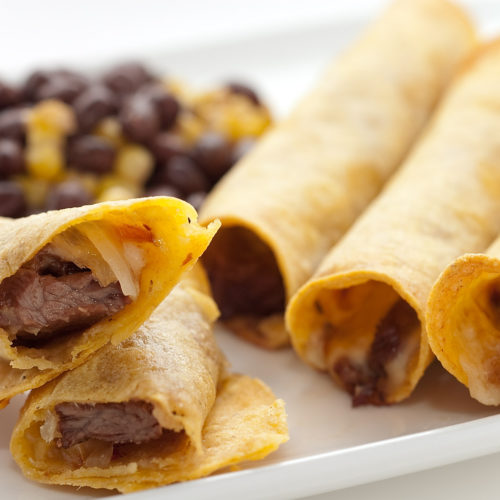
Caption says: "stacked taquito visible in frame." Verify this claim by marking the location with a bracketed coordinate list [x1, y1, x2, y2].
[10, 267, 288, 492]
[0, 198, 219, 408]
[200, 0, 476, 348]
[287, 41, 500, 406]
[427, 215, 500, 405]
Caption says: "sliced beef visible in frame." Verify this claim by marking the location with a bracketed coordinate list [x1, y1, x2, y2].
[333, 356, 385, 407]
[369, 300, 417, 372]
[333, 300, 418, 406]
[55, 400, 162, 449]
[0, 250, 130, 346]
[203, 226, 285, 319]
[22, 249, 82, 277]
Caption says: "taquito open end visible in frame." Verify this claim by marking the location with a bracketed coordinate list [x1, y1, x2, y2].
[427, 253, 500, 405]
[287, 271, 433, 405]
[202, 223, 289, 349]
[0, 197, 220, 406]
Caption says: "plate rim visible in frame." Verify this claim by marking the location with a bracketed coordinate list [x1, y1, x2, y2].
[126, 412, 500, 500]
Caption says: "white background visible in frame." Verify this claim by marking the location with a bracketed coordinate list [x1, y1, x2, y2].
[1, 1, 500, 499]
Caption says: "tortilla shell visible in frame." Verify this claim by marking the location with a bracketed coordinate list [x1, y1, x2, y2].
[200, 0, 476, 348]
[287, 40, 500, 403]
[0, 197, 219, 407]
[10, 272, 288, 492]
[426, 235, 500, 405]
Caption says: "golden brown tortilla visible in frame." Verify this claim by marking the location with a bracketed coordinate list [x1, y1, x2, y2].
[287, 40, 500, 405]
[10, 271, 288, 492]
[426, 235, 500, 405]
[0, 198, 219, 407]
[200, 0, 476, 348]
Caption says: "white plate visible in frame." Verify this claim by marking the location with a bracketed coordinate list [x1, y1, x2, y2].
[2, 2, 500, 499]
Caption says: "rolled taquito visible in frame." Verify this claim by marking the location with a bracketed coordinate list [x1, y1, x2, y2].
[199, 0, 476, 348]
[10, 269, 288, 493]
[426, 235, 500, 405]
[287, 40, 500, 406]
[0, 197, 219, 407]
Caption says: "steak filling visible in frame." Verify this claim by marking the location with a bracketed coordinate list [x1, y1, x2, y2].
[0, 250, 130, 347]
[55, 400, 162, 449]
[333, 300, 418, 406]
[203, 226, 285, 319]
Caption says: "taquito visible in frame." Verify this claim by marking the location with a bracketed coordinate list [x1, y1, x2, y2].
[200, 0, 476, 348]
[426, 235, 500, 405]
[10, 269, 288, 492]
[287, 40, 500, 405]
[0, 198, 219, 407]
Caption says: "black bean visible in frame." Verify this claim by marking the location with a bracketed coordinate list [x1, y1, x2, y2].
[142, 84, 180, 129]
[185, 191, 206, 211]
[151, 132, 188, 163]
[231, 136, 256, 165]
[369, 300, 418, 372]
[26, 207, 43, 216]
[68, 135, 116, 175]
[157, 94, 180, 129]
[145, 184, 182, 199]
[0, 139, 25, 177]
[102, 62, 153, 97]
[23, 70, 50, 101]
[46, 181, 92, 210]
[73, 85, 118, 133]
[23, 70, 88, 103]
[0, 81, 21, 109]
[193, 131, 232, 182]
[119, 93, 161, 144]
[159, 155, 210, 195]
[36, 72, 88, 104]
[0, 181, 26, 217]
[0, 108, 28, 142]
[226, 82, 260, 106]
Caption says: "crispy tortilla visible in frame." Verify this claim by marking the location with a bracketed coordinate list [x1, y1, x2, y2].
[10, 271, 288, 492]
[0, 198, 219, 407]
[287, 40, 500, 405]
[200, 0, 476, 348]
[426, 236, 500, 405]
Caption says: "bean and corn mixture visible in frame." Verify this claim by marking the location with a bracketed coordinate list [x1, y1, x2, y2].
[0, 63, 272, 217]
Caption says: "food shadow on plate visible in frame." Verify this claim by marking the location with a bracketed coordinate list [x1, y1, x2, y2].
[400, 360, 499, 418]
[216, 324, 500, 463]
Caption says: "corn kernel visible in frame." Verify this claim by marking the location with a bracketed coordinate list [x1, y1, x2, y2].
[175, 111, 205, 144]
[192, 89, 224, 108]
[224, 104, 271, 140]
[96, 174, 140, 198]
[115, 144, 154, 185]
[94, 117, 124, 148]
[26, 143, 64, 181]
[28, 99, 76, 137]
[195, 91, 271, 140]
[15, 176, 50, 209]
[164, 78, 196, 104]
[96, 185, 139, 203]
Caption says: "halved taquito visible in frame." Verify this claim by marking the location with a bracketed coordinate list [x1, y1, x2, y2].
[426, 236, 500, 405]
[10, 269, 288, 493]
[287, 40, 500, 406]
[0, 198, 219, 407]
[200, 0, 476, 348]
